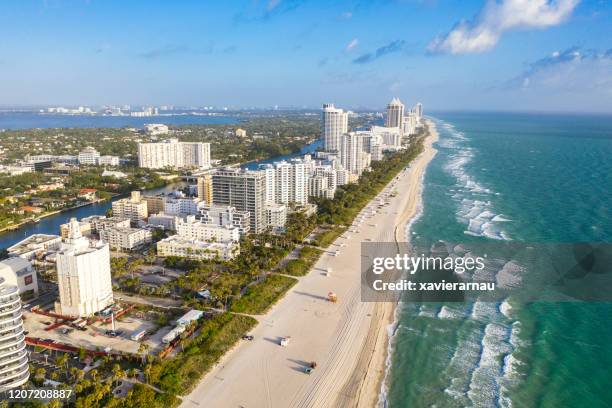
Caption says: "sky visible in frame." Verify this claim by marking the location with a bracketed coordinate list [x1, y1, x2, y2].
[0, 0, 610, 112]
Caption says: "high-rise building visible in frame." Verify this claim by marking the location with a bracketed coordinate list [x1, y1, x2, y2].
[341, 132, 371, 176]
[112, 191, 148, 226]
[262, 159, 308, 206]
[197, 174, 213, 204]
[0, 277, 29, 391]
[403, 111, 418, 136]
[55, 218, 113, 317]
[137, 139, 211, 169]
[309, 164, 337, 199]
[211, 169, 267, 233]
[322, 103, 348, 152]
[413, 102, 423, 120]
[386, 98, 405, 130]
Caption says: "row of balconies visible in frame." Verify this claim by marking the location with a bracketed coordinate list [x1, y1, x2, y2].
[0, 364, 29, 390]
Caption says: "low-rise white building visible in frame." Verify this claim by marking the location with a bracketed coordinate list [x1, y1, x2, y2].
[176, 216, 240, 242]
[265, 203, 287, 232]
[99, 227, 152, 251]
[84, 215, 131, 234]
[148, 213, 180, 231]
[157, 236, 239, 260]
[198, 204, 251, 235]
[144, 123, 169, 135]
[164, 197, 201, 217]
[78, 147, 100, 165]
[7, 234, 62, 260]
[98, 155, 120, 166]
[102, 170, 127, 178]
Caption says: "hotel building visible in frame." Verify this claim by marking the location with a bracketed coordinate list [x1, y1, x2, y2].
[55, 218, 114, 317]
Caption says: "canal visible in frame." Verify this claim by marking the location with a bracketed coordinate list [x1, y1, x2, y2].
[1, 139, 322, 250]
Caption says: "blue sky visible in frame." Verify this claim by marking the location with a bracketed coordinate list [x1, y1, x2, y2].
[0, 0, 610, 112]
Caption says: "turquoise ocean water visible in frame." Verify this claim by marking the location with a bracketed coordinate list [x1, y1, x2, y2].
[384, 112, 612, 407]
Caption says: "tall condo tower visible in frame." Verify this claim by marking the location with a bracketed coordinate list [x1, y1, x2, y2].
[413, 102, 423, 119]
[0, 277, 29, 391]
[385, 98, 405, 129]
[322, 103, 348, 153]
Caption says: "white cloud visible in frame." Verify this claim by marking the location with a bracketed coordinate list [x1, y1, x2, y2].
[340, 11, 353, 19]
[510, 47, 612, 93]
[428, 0, 580, 54]
[267, 0, 282, 12]
[346, 38, 359, 52]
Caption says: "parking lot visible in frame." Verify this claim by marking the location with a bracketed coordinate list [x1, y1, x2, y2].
[23, 308, 175, 355]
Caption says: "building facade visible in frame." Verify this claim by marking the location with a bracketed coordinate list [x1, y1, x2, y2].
[112, 191, 148, 226]
[0, 278, 29, 391]
[157, 236, 239, 261]
[262, 159, 308, 206]
[78, 147, 100, 165]
[55, 219, 114, 317]
[211, 169, 267, 233]
[322, 103, 348, 152]
[0, 258, 38, 296]
[341, 132, 371, 176]
[137, 139, 211, 169]
[197, 174, 213, 204]
[385, 98, 405, 130]
[176, 216, 240, 242]
[198, 204, 251, 235]
[99, 227, 152, 251]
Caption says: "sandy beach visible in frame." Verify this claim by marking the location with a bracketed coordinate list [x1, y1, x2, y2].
[180, 120, 439, 408]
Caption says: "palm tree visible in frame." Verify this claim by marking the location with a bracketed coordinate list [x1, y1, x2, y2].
[35, 367, 46, 380]
[56, 353, 69, 372]
[138, 342, 150, 365]
[111, 363, 124, 387]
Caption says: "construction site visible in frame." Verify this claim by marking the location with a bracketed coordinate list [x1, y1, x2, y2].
[22, 299, 202, 360]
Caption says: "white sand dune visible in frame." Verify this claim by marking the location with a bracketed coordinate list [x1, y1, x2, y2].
[180, 121, 439, 408]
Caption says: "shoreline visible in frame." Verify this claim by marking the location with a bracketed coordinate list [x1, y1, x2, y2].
[179, 121, 439, 408]
[351, 119, 439, 408]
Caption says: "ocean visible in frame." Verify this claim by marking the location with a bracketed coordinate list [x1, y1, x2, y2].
[384, 112, 612, 407]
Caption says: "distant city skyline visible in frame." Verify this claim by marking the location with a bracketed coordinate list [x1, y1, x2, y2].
[0, 0, 610, 113]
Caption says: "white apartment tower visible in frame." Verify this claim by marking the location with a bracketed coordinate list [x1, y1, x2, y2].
[341, 132, 371, 176]
[0, 277, 29, 391]
[55, 218, 114, 317]
[386, 98, 405, 130]
[263, 159, 308, 206]
[413, 102, 423, 120]
[138, 139, 211, 169]
[322, 103, 348, 152]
